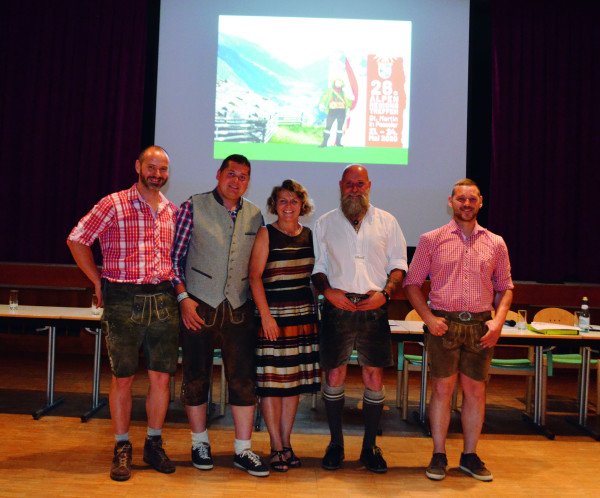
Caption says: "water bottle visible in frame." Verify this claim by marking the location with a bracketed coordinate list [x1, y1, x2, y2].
[579, 297, 590, 333]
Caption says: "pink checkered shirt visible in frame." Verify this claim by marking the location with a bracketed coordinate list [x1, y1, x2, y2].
[68, 184, 178, 284]
[404, 219, 514, 312]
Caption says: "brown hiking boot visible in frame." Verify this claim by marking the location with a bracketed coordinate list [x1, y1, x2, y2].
[110, 441, 132, 481]
[143, 436, 176, 474]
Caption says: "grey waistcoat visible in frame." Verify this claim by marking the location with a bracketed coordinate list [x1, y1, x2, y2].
[184, 191, 262, 309]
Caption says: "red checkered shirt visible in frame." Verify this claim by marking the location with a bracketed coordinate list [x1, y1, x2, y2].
[403, 219, 514, 312]
[68, 184, 178, 284]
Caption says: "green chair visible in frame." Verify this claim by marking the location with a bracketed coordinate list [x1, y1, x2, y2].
[535, 308, 599, 415]
[487, 310, 543, 420]
[397, 309, 425, 420]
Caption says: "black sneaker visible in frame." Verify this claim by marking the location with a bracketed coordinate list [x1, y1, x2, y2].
[360, 445, 387, 474]
[192, 442, 214, 470]
[110, 441, 132, 481]
[459, 452, 493, 481]
[425, 453, 448, 481]
[234, 449, 270, 477]
[322, 443, 344, 470]
[143, 436, 176, 474]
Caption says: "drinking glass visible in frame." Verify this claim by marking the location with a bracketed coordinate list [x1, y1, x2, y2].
[9, 289, 19, 312]
[91, 294, 102, 315]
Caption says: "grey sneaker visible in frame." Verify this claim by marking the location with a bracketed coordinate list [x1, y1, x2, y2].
[110, 441, 132, 481]
[459, 452, 493, 481]
[192, 442, 214, 470]
[234, 449, 270, 477]
[425, 453, 448, 481]
[143, 436, 176, 474]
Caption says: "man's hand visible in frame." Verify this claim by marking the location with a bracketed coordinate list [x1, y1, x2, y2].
[323, 288, 357, 311]
[94, 281, 104, 308]
[260, 314, 280, 341]
[480, 318, 503, 348]
[424, 316, 448, 336]
[356, 291, 386, 311]
[180, 298, 206, 331]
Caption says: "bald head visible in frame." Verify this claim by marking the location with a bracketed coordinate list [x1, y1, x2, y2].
[138, 145, 169, 166]
[341, 164, 369, 184]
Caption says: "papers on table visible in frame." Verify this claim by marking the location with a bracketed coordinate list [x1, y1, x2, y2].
[529, 322, 580, 335]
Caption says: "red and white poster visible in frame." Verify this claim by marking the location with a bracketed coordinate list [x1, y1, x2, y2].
[365, 55, 407, 148]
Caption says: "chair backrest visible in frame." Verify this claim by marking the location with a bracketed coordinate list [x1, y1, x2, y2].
[405, 309, 422, 321]
[533, 307, 574, 325]
[491, 310, 520, 320]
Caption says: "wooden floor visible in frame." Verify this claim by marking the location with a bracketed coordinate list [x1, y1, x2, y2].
[1, 351, 599, 497]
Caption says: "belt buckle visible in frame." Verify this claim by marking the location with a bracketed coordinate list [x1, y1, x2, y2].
[346, 293, 363, 304]
[458, 311, 472, 322]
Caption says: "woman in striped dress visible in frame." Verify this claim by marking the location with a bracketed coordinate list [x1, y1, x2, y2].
[249, 179, 321, 472]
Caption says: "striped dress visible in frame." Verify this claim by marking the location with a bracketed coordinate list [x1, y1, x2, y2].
[255, 224, 321, 397]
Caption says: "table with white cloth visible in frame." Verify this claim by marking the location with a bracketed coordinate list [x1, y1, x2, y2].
[0, 304, 105, 421]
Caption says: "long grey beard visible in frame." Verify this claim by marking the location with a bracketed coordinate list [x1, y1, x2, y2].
[341, 193, 369, 221]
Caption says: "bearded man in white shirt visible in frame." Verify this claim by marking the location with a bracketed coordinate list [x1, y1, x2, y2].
[311, 164, 408, 474]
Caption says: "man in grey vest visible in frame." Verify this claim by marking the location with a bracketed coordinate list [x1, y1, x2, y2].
[172, 154, 267, 476]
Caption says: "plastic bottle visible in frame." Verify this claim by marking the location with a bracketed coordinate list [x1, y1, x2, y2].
[579, 297, 590, 333]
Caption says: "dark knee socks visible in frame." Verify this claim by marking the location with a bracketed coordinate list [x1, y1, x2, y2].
[362, 387, 385, 449]
[323, 382, 345, 446]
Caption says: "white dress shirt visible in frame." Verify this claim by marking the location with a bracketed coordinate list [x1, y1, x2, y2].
[312, 205, 408, 293]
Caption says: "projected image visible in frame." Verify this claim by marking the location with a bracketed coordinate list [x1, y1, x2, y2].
[214, 16, 411, 165]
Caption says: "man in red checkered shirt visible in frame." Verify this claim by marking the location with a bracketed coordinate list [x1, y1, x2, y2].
[67, 146, 179, 482]
[404, 179, 513, 483]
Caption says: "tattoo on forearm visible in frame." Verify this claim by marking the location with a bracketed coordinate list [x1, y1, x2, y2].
[383, 270, 405, 296]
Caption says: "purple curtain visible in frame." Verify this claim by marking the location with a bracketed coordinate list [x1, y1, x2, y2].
[489, 0, 600, 283]
[1, 0, 148, 264]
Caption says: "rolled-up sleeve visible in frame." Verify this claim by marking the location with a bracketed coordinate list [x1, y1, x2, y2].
[403, 234, 432, 288]
[311, 216, 329, 276]
[492, 238, 514, 292]
[67, 196, 115, 246]
[386, 217, 408, 274]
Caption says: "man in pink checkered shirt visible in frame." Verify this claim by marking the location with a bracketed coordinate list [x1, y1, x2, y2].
[67, 146, 179, 481]
[404, 178, 513, 483]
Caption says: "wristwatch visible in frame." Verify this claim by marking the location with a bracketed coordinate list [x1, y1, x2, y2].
[380, 289, 391, 303]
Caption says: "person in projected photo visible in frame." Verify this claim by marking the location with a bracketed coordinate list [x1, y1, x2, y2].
[67, 146, 179, 482]
[248, 179, 321, 473]
[404, 178, 513, 483]
[171, 154, 269, 477]
[311, 164, 407, 474]
[318, 79, 353, 147]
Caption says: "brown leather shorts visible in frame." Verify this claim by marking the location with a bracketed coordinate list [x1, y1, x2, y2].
[424, 310, 494, 381]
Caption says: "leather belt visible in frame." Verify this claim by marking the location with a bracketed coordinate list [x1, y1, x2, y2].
[432, 309, 492, 323]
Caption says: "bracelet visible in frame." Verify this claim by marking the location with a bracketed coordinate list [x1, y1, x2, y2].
[380, 289, 391, 303]
[176, 291, 189, 303]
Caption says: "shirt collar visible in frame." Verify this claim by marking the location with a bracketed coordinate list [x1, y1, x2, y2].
[212, 188, 243, 210]
[128, 183, 168, 212]
[448, 218, 485, 238]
